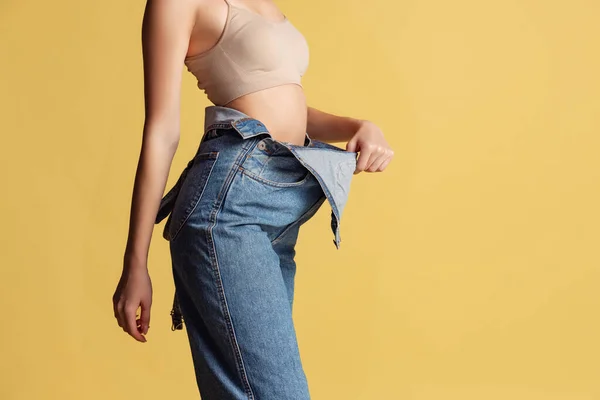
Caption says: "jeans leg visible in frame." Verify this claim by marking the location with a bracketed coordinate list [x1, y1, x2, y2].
[271, 194, 327, 311]
[172, 266, 246, 399]
[210, 222, 312, 400]
[272, 227, 299, 312]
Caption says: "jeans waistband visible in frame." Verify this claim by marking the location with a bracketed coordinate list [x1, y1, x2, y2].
[203, 105, 312, 147]
[159, 105, 357, 332]
[158, 106, 356, 246]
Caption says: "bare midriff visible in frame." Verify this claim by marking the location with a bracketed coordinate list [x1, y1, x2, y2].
[223, 85, 308, 146]
[186, 0, 309, 147]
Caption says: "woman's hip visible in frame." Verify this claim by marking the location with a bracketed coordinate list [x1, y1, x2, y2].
[155, 105, 357, 247]
[178, 128, 326, 243]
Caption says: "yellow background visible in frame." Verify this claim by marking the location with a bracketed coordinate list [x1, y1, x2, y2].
[1, 0, 599, 398]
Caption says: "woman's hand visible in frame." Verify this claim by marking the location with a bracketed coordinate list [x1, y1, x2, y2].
[345, 120, 394, 174]
[112, 260, 153, 343]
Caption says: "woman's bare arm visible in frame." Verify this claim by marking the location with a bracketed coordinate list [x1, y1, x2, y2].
[113, 0, 196, 343]
[125, 0, 196, 267]
[306, 106, 395, 173]
[306, 106, 363, 143]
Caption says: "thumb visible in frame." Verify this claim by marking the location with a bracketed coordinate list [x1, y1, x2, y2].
[346, 138, 358, 153]
[140, 298, 151, 335]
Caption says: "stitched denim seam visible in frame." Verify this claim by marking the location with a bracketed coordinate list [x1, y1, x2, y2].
[206, 122, 233, 131]
[169, 152, 220, 242]
[287, 147, 340, 222]
[256, 141, 274, 176]
[239, 166, 311, 188]
[231, 118, 270, 138]
[206, 139, 257, 400]
[292, 146, 357, 155]
[286, 146, 345, 248]
[271, 195, 327, 245]
[333, 159, 356, 210]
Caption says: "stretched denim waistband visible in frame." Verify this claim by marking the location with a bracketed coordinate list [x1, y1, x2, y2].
[157, 106, 356, 249]
[157, 105, 357, 331]
[203, 106, 356, 248]
[203, 105, 312, 147]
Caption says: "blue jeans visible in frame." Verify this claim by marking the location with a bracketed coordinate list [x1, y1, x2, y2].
[154, 106, 357, 399]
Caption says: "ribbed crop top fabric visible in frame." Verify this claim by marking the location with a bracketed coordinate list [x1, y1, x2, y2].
[184, 0, 310, 106]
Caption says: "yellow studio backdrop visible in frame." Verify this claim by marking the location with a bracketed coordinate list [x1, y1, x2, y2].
[1, 0, 599, 399]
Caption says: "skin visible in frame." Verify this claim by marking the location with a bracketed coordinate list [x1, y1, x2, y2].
[113, 0, 394, 343]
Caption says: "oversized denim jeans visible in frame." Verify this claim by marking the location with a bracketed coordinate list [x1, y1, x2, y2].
[154, 105, 357, 399]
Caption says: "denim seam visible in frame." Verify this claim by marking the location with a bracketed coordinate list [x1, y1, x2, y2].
[287, 147, 340, 223]
[238, 166, 312, 188]
[290, 146, 357, 155]
[286, 146, 345, 249]
[206, 122, 235, 131]
[333, 159, 356, 209]
[231, 118, 270, 138]
[206, 139, 257, 400]
[256, 142, 272, 176]
[169, 152, 220, 242]
[271, 195, 327, 245]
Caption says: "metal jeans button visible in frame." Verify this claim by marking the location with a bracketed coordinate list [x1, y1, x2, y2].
[257, 141, 266, 150]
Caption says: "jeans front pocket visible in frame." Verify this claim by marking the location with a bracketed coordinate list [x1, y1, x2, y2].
[166, 151, 219, 241]
[240, 141, 312, 188]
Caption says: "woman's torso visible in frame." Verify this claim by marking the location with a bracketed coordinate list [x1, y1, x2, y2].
[186, 0, 309, 146]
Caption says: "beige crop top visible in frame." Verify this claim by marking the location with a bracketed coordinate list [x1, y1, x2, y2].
[184, 0, 310, 106]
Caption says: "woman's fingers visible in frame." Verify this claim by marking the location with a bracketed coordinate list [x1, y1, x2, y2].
[113, 267, 152, 341]
[365, 148, 387, 172]
[139, 298, 151, 335]
[356, 144, 393, 174]
[117, 300, 128, 332]
[355, 146, 373, 174]
[368, 148, 394, 172]
[376, 156, 393, 172]
[114, 296, 127, 331]
[125, 303, 146, 342]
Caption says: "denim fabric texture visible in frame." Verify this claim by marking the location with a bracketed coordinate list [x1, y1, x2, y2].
[154, 105, 357, 399]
